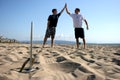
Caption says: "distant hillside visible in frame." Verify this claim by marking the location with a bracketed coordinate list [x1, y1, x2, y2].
[0, 36, 18, 43]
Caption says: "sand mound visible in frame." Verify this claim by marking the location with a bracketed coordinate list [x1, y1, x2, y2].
[0, 43, 120, 80]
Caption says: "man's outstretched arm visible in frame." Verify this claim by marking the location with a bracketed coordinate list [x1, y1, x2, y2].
[59, 4, 66, 14]
[66, 4, 70, 15]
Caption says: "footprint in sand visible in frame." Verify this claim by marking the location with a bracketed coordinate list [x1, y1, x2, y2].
[112, 58, 120, 66]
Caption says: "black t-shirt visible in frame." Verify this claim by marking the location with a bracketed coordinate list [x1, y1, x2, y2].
[48, 13, 61, 28]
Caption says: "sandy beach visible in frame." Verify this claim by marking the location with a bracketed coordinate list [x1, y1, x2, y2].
[0, 43, 120, 80]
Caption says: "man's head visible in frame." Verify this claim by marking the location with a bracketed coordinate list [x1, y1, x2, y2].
[52, 9, 57, 15]
[75, 8, 80, 14]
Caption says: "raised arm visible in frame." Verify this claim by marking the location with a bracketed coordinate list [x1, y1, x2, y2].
[84, 19, 89, 30]
[59, 4, 66, 14]
[66, 4, 70, 15]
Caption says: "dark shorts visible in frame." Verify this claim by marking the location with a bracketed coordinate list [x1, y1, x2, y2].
[45, 27, 56, 38]
[75, 28, 84, 39]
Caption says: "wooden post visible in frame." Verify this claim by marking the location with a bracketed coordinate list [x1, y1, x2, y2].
[29, 21, 33, 80]
[19, 22, 35, 74]
[30, 21, 33, 70]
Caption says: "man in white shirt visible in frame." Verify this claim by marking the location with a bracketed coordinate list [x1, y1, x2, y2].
[66, 4, 89, 49]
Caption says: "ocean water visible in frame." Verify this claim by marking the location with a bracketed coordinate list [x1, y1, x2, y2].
[21, 40, 76, 45]
[21, 40, 120, 46]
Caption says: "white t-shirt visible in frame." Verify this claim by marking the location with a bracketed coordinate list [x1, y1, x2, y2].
[70, 14, 84, 28]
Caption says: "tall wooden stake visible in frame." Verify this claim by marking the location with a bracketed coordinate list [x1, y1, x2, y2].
[29, 21, 33, 80]
[19, 21, 36, 78]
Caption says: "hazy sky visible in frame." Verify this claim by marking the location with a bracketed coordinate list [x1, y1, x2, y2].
[0, 0, 120, 43]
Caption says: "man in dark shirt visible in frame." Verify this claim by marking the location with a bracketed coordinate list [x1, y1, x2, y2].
[42, 4, 66, 48]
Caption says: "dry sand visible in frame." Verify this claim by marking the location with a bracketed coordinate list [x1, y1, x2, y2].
[0, 43, 120, 80]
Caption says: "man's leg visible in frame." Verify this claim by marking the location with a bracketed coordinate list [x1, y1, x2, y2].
[51, 37, 54, 48]
[51, 27, 55, 48]
[83, 38, 86, 49]
[76, 38, 79, 49]
[42, 27, 50, 48]
[42, 36, 47, 48]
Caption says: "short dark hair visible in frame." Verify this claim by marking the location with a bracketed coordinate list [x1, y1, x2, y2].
[52, 9, 57, 13]
[75, 8, 80, 12]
